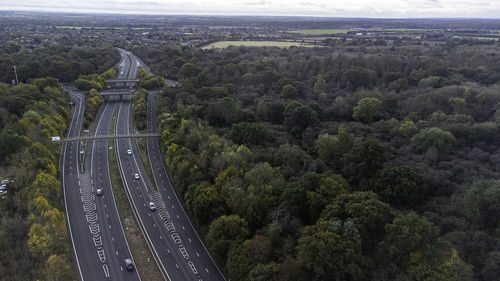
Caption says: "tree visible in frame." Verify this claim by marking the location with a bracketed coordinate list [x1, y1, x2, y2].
[342, 138, 388, 186]
[27, 223, 50, 260]
[352, 97, 381, 123]
[186, 183, 225, 227]
[399, 120, 417, 137]
[408, 248, 473, 281]
[74, 78, 94, 91]
[280, 172, 322, 222]
[228, 163, 285, 229]
[206, 215, 250, 266]
[30, 172, 60, 204]
[297, 220, 365, 281]
[315, 126, 357, 169]
[411, 127, 455, 153]
[44, 255, 75, 281]
[320, 191, 394, 253]
[205, 97, 240, 126]
[0, 129, 30, 158]
[280, 84, 298, 98]
[248, 263, 278, 281]
[274, 144, 311, 177]
[307, 175, 348, 221]
[481, 251, 500, 280]
[231, 122, 274, 145]
[457, 180, 500, 231]
[226, 240, 256, 281]
[377, 212, 445, 270]
[284, 103, 318, 137]
[374, 166, 427, 207]
[277, 256, 308, 281]
[341, 67, 376, 89]
[313, 75, 327, 94]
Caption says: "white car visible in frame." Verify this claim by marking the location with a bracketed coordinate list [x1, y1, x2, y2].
[127, 149, 132, 155]
[134, 173, 140, 179]
[149, 202, 156, 211]
[124, 258, 134, 271]
[96, 188, 103, 196]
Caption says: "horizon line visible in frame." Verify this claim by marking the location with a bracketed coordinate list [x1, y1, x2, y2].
[2, 8, 500, 20]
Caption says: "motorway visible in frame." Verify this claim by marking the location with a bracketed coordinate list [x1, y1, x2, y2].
[64, 48, 225, 281]
[62, 51, 141, 281]
[114, 50, 226, 281]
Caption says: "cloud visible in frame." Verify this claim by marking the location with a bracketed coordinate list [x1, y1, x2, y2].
[244, 0, 268, 6]
[1, 0, 500, 17]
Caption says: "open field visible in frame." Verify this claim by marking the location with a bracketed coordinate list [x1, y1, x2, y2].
[386, 28, 426, 32]
[56, 26, 151, 30]
[290, 29, 351, 35]
[203, 40, 316, 49]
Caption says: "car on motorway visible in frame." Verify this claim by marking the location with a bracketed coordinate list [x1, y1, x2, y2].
[127, 149, 132, 155]
[124, 258, 134, 271]
[0, 185, 7, 196]
[134, 173, 140, 179]
[96, 188, 103, 196]
[149, 202, 156, 211]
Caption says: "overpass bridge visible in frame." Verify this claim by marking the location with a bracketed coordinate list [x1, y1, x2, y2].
[105, 78, 140, 89]
[100, 90, 137, 101]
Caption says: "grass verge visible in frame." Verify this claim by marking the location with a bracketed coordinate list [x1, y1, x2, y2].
[136, 137, 157, 191]
[108, 106, 163, 281]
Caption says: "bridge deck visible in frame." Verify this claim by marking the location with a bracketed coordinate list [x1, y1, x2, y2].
[105, 79, 140, 83]
[100, 91, 136, 96]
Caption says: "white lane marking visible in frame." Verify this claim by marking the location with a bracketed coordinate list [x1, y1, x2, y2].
[205, 268, 209, 273]
[196, 252, 199, 257]
[116, 251, 118, 256]
[103, 264, 110, 277]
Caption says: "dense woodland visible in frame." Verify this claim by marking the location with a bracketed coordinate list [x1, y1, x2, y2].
[0, 45, 119, 280]
[133, 42, 500, 281]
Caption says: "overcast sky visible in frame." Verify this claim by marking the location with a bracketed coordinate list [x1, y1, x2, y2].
[0, 0, 499, 18]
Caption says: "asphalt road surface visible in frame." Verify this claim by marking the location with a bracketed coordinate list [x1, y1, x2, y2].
[62, 51, 141, 281]
[113, 50, 226, 281]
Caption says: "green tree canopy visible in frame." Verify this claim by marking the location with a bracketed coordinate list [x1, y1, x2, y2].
[411, 127, 455, 153]
[352, 97, 381, 123]
[297, 220, 365, 281]
[206, 215, 250, 266]
[374, 166, 427, 207]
